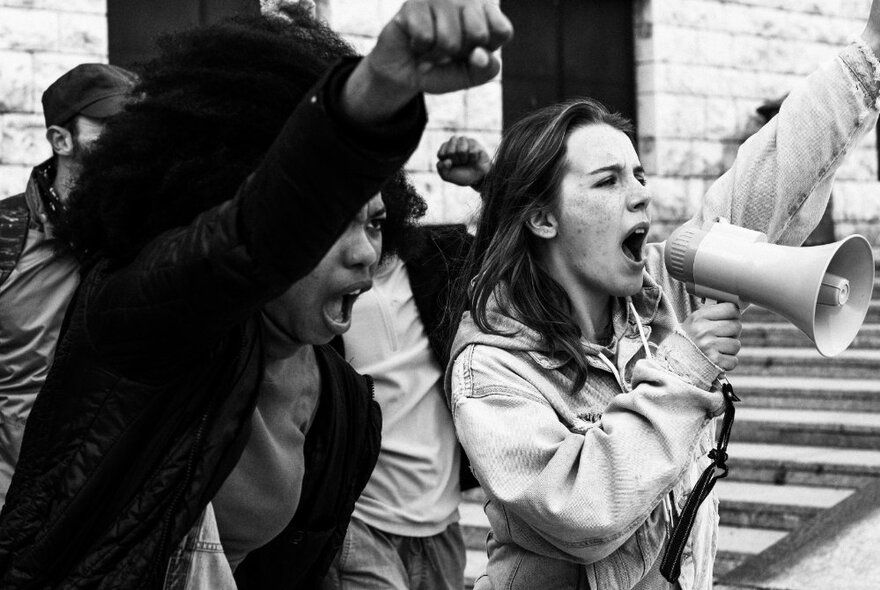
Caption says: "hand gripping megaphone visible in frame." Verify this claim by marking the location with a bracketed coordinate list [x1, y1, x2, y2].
[664, 220, 875, 357]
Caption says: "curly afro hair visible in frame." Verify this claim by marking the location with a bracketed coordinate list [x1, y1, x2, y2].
[62, 4, 425, 263]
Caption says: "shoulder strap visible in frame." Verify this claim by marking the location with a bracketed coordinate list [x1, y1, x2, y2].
[0, 194, 31, 287]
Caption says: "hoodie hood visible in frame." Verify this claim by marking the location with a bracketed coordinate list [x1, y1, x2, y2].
[444, 271, 665, 405]
[444, 300, 563, 408]
[449, 293, 564, 367]
[449, 271, 663, 364]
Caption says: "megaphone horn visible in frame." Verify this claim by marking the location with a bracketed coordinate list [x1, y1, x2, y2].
[664, 220, 875, 357]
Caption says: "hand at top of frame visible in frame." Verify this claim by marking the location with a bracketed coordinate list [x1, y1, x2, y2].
[343, 0, 513, 125]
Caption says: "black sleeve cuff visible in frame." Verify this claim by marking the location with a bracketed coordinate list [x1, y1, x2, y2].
[318, 56, 427, 153]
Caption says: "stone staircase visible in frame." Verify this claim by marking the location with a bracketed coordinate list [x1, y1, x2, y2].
[460, 258, 880, 587]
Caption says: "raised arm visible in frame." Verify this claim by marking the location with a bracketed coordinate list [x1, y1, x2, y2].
[696, 33, 880, 246]
[653, 6, 880, 334]
[436, 134, 492, 189]
[85, 0, 513, 373]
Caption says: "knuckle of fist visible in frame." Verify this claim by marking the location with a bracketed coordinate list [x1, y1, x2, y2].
[439, 38, 463, 54]
[470, 29, 490, 45]
[412, 29, 434, 45]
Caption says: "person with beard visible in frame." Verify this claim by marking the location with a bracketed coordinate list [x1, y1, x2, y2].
[0, 2, 512, 589]
[0, 63, 137, 509]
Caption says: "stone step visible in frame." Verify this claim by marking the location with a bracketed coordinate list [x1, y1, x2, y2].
[742, 300, 880, 324]
[729, 375, 880, 412]
[735, 347, 880, 379]
[733, 407, 880, 450]
[726, 441, 880, 488]
[715, 480, 852, 531]
[741, 322, 880, 349]
[460, 499, 787, 584]
[714, 526, 789, 579]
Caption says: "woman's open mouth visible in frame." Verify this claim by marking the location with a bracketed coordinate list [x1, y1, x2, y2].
[324, 286, 370, 334]
[621, 224, 648, 264]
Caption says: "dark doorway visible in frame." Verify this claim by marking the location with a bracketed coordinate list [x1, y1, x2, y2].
[501, 0, 636, 131]
[108, 0, 259, 70]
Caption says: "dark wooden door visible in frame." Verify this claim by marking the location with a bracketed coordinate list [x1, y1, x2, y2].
[501, 0, 636, 130]
[108, 0, 259, 69]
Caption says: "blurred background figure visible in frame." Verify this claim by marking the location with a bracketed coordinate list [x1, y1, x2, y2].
[324, 135, 489, 590]
[0, 63, 137, 509]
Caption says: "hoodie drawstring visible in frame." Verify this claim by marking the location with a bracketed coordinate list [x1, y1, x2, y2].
[630, 300, 653, 362]
[594, 299, 653, 392]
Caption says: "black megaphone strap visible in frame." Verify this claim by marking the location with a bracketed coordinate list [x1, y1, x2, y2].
[660, 379, 739, 583]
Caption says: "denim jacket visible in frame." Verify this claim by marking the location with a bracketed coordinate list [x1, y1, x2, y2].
[446, 41, 880, 590]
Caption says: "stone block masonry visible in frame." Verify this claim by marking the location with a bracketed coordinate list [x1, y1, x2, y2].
[637, 0, 880, 242]
[2, 0, 879, 244]
[0, 0, 108, 199]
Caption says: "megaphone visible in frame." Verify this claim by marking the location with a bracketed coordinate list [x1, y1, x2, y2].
[664, 220, 875, 357]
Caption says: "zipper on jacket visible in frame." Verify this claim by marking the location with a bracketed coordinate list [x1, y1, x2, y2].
[147, 409, 210, 586]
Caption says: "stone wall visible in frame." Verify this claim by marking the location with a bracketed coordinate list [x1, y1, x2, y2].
[0, 0, 108, 199]
[324, 0, 880, 240]
[636, 0, 880, 242]
[2, 0, 879, 244]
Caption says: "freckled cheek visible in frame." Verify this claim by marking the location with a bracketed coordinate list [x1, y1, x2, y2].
[589, 205, 617, 228]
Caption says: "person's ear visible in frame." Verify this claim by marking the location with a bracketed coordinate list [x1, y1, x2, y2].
[526, 209, 558, 240]
[46, 125, 74, 157]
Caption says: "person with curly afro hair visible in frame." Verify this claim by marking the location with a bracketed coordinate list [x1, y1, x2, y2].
[0, 2, 512, 589]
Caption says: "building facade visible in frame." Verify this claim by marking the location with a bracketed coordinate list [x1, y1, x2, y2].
[1, 0, 878, 241]
[0, 0, 108, 199]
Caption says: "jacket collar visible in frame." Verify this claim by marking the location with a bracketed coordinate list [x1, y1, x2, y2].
[530, 271, 663, 370]
[24, 159, 61, 232]
[456, 271, 663, 372]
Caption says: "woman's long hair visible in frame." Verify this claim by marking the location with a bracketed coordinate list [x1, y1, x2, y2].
[458, 98, 633, 392]
[61, 5, 424, 263]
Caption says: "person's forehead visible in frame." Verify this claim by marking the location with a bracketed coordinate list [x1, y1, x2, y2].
[565, 124, 638, 172]
[364, 193, 385, 213]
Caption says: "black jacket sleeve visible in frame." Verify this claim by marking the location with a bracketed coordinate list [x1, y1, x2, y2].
[83, 58, 426, 375]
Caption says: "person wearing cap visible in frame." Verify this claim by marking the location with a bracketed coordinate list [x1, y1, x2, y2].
[0, 62, 136, 509]
[0, 2, 512, 588]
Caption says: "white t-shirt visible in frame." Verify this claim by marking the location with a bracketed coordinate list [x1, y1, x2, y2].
[343, 256, 461, 537]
